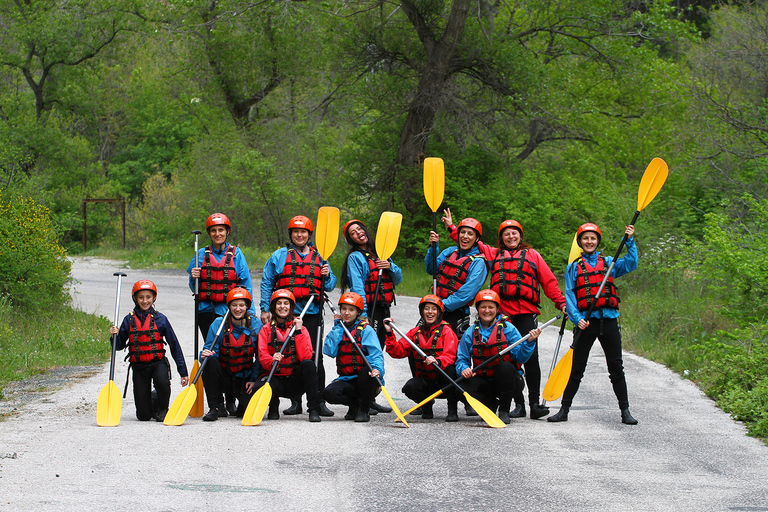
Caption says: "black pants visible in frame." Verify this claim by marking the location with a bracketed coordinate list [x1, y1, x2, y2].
[443, 309, 470, 339]
[365, 305, 391, 348]
[507, 313, 541, 406]
[132, 358, 171, 421]
[323, 371, 379, 410]
[402, 365, 459, 407]
[259, 360, 321, 412]
[561, 317, 629, 409]
[302, 312, 326, 392]
[461, 361, 523, 413]
[197, 310, 218, 341]
[201, 358, 253, 416]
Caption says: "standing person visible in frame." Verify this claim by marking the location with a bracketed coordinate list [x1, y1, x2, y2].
[188, 212, 255, 414]
[383, 295, 460, 422]
[548, 223, 639, 425]
[260, 215, 336, 417]
[340, 219, 402, 414]
[199, 287, 262, 421]
[109, 280, 189, 422]
[322, 292, 385, 423]
[455, 289, 541, 424]
[425, 216, 487, 338]
[256, 289, 322, 422]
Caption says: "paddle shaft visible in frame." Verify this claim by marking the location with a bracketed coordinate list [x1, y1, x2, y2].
[265, 296, 315, 383]
[541, 315, 568, 406]
[432, 213, 437, 294]
[109, 273, 127, 381]
[314, 272, 325, 366]
[194, 310, 230, 385]
[193, 230, 201, 354]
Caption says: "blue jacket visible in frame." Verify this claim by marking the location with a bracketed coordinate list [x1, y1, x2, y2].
[113, 307, 188, 377]
[323, 317, 385, 383]
[199, 316, 263, 381]
[260, 244, 337, 316]
[425, 244, 487, 314]
[344, 250, 403, 313]
[456, 314, 534, 376]
[564, 237, 638, 324]
[186, 243, 255, 317]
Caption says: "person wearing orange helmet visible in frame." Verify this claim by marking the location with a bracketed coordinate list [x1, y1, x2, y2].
[322, 292, 386, 422]
[443, 208, 567, 420]
[255, 289, 322, 422]
[548, 222, 638, 425]
[109, 279, 189, 422]
[455, 290, 542, 424]
[199, 287, 262, 421]
[383, 295, 460, 421]
[259, 215, 337, 417]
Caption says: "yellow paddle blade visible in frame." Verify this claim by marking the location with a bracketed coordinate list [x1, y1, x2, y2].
[464, 392, 506, 428]
[423, 157, 445, 212]
[96, 380, 122, 427]
[379, 386, 409, 427]
[189, 361, 204, 418]
[164, 386, 196, 426]
[375, 212, 403, 261]
[637, 158, 669, 212]
[542, 348, 574, 401]
[242, 383, 272, 426]
[395, 389, 443, 422]
[315, 206, 340, 261]
[568, 232, 581, 264]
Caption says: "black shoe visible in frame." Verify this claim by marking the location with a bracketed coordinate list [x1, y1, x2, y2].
[530, 403, 550, 420]
[621, 408, 638, 425]
[318, 402, 335, 417]
[370, 400, 392, 413]
[421, 403, 434, 420]
[446, 407, 459, 422]
[153, 408, 168, 422]
[547, 406, 569, 422]
[509, 403, 526, 418]
[217, 403, 228, 418]
[498, 410, 511, 424]
[465, 404, 478, 416]
[344, 405, 359, 420]
[411, 407, 423, 416]
[308, 409, 321, 423]
[283, 400, 302, 415]
[203, 408, 218, 422]
[267, 408, 279, 420]
[354, 409, 371, 422]
[226, 399, 237, 416]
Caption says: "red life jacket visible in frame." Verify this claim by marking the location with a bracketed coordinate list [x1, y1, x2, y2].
[574, 255, 620, 311]
[269, 322, 299, 377]
[127, 311, 165, 364]
[413, 321, 451, 379]
[436, 250, 480, 303]
[490, 248, 541, 305]
[336, 319, 370, 377]
[199, 245, 238, 303]
[275, 246, 323, 300]
[362, 252, 395, 308]
[219, 327, 255, 374]
[470, 316, 520, 378]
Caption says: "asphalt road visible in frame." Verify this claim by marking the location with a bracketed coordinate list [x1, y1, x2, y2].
[1, 257, 767, 511]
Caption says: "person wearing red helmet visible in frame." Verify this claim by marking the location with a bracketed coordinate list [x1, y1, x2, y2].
[455, 289, 542, 424]
[549, 222, 639, 425]
[199, 287, 263, 421]
[254, 289, 322, 422]
[259, 215, 337, 417]
[322, 292, 386, 422]
[109, 279, 189, 422]
[383, 295, 460, 421]
[443, 209, 567, 420]
[425, 216, 487, 338]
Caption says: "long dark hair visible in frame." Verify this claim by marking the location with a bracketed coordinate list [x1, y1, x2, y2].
[340, 221, 377, 292]
[269, 299, 295, 326]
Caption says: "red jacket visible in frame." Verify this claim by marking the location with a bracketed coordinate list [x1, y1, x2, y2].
[257, 321, 313, 376]
[385, 321, 458, 378]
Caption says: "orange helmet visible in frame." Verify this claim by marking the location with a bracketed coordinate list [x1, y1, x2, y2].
[458, 218, 482, 237]
[227, 287, 252, 308]
[206, 213, 231, 232]
[343, 219, 368, 244]
[339, 292, 364, 312]
[498, 219, 523, 238]
[132, 279, 157, 300]
[270, 288, 296, 308]
[288, 215, 313, 233]
[419, 294, 445, 315]
[576, 223, 601, 247]
[474, 289, 501, 308]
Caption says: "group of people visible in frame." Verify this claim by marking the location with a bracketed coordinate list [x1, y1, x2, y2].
[109, 208, 640, 426]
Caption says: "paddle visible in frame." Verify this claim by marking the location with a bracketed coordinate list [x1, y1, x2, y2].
[424, 157, 445, 294]
[323, 295, 410, 427]
[368, 211, 403, 325]
[189, 230, 205, 418]
[386, 320, 505, 428]
[313, 206, 340, 366]
[241, 296, 315, 426]
[396, 315, 561, 420]
[542, 157, 669, 402]
[164, 311, 229, 426]
[97, 272, 127, 427]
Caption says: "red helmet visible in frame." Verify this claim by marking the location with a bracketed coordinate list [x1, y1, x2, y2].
[474, 289, 501, 308]
[458, 218, 482, 237]
[498, 219, 523, 238]
[227, 287, 252, 308]
[270, 288, 296, 308]
[576, 223, 601, 247]
[206, 213, 231, 232]
[132, 279, 157, 299]
[419, 294, 445, 314]
[343, 219, 367, 243]
[288, 215, 313, 233]
[339, 292, 364, 312]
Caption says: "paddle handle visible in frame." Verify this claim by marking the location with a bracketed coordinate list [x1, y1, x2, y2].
[109, 272, 127, 381]
[265, 296, 315, 383]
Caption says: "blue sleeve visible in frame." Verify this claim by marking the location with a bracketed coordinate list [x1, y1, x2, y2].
[346, 252, 370, 307]
[260, 248, 286, 313]
[607, 237, 638, 279]
[112, 314, 133, 351]
[442, 256, 487, 312]
[157, 313, 188, 377]
[233, 247, 255, 317]
[424, 243, 441, 275]
[455, 327, 474, 375]
[323, 322, 344, 358]
[564, 261, 583, 325]
[201, 317, 224, 361]
[323, 262, 337, 291]
[387, 259, 403, 287]
[504, 323, 534, 364]
[360, 326, 385, 380]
